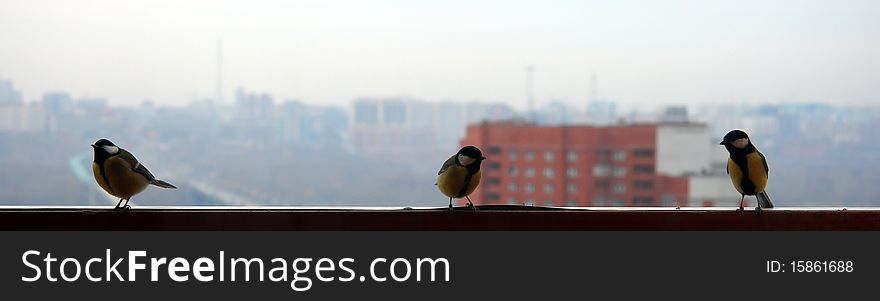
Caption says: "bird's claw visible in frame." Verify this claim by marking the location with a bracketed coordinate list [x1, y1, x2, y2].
[466, 202, 476, 212]
[755, 207, 764, 215]
[114, 205, 131, 213]
[736, 207, 744, 212]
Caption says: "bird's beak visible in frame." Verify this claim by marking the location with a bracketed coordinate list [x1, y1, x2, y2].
[480, 156, 487, 160]
[91, 144, 97, 148]
[719, 141, 725, 145]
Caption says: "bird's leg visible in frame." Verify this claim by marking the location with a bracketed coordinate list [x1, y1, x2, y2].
[737, 195, 745, 211]
[755, 201, 764, 215]
[115, 199, 131, 212]
[448, 197, 453, 211]
[465, 196, 476, 211]
[114, 198, 125, 211]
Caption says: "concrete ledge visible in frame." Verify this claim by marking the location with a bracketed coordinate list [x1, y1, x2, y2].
[0, 205, 878, 230]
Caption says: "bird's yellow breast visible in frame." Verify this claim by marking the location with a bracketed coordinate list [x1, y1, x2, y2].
[92, 157, 148, 199]
[437, 166, 481, 198]
[726, 152, 768, 195]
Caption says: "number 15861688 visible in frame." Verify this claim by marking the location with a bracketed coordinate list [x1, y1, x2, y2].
[766, 260, 853, 273]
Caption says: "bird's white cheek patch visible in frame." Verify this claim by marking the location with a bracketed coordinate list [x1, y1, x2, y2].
[732, 138, 749, 149]
[458, 155, 476, 166]
[102, 146, 119, 154]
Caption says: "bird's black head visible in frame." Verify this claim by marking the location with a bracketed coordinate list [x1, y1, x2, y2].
[456, 146, 487, 171]
[720, 130, 754, 153]
[93, 139, 116, 148]
[92, 138, 120, 163]
[457, 146, 486, 160]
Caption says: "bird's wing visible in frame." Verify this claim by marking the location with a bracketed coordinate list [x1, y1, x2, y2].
[118, 149, 156, 181]
[757, 151, 769, 176]
[438, 155, 456, 175]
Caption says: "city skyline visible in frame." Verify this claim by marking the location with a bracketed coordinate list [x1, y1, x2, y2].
[2, 0, 879, 108]
[2, 83, 879, 206]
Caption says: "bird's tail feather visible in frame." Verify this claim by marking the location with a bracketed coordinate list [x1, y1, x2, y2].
[757, 191, 773, 208]
[151, 179, 177, 189]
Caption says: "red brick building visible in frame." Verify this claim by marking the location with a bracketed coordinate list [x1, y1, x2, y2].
[460, 121, 696, 207]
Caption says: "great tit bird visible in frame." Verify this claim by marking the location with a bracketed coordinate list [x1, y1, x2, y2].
[720, 130, 773, 213]
[91, 139, 176, 211]
[437, 146, 486, 210]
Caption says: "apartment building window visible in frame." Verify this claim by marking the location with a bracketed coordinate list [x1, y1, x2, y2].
[487, 146, 502, 155]
[595, 180, 611, 190]
[525, 151, 535, 161]
[543, 167, 554, 178]
[610, 199, 626, 206]
[596, 148, 612, 161]
[566, 151, 578, 162]
[487, 162, 501, 171]
[593, 165, 611, 176]
[633, 196, 654, 206]
[613, 167, 626, 177]
[508, 166, 518, 176]
[662, 194, 676, 207]
[525, 183, 535, 193]
[633, 148, 655, 158]
[507, 183, 517, 192]
[544, 151, 554, 161]
[566, 200, 578, 206]
[543, 184, 554, 194]
[508, 150, 518, 161]
[507, 197, 517, 205]
[544, 199, 554, 206]
[612, 183, 626, 193]
[633, 180, 654, 190]
[566, 167, 578, 177]
[486, 177, 500, 185]
[567, 184, 578, 193]
[486, 193, 500, 201]
[525, 167, 535, 177]
[633, 164, 654, 174]
[613, 150, 627, 161]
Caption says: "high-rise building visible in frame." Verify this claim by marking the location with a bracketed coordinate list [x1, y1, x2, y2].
[0, 103, 46, 133]
[382, 99, 406, 125]
[352, 99, 380, 126]
[460, 121, 735, 207]
[662, 105, 689, 123]
[234, 88, 275, 125]
[586, 100, 617, 125]
[41, 92, 73, 115]
[0, 78, 23, 104]
[278, 100, 306, 142]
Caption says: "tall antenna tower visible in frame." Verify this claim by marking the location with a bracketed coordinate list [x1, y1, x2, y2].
[216, 39, 224, 105]
[526, 65, 535, 122]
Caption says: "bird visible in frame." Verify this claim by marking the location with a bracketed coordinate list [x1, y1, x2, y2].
[91, 139, 177, 211]
[719, 130, 774, 213]
[436, 146, 486, 210]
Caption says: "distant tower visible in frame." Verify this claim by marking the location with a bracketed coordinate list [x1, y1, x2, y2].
[526, 65, 535, 122]
[216, 39, 224, 105]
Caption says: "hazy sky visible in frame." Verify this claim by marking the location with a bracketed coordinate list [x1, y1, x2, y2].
[1, 0, 878, 108]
